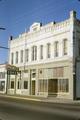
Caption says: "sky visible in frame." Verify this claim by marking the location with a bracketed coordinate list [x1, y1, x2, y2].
[0, 0, 80, 64]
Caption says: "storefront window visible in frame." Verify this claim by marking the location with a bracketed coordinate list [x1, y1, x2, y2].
[58, 79, 69, 92]
[38, 79, 47, 92]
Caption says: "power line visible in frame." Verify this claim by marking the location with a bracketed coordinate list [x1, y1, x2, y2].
[9, 0, 76, 29]
[0, 46, 9, 49]
[0, 27, 6, 30]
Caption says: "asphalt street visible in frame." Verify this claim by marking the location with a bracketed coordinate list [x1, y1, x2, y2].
[0, 95, 80, 120]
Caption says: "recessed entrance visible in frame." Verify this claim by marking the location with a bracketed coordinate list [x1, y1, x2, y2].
[48, 79, 58, 95]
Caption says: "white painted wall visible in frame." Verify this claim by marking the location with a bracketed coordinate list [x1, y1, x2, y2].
[9, 18, 72, 67]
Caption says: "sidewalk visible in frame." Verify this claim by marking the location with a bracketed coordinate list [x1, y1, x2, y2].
[44, 97, 80, 104]
[0, 94, 80, 104]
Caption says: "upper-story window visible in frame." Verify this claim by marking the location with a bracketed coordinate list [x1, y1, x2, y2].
[47, 43, 51, 58]
[63, 39, 68, 55]
[31, 46, 37, 61]
[54, 41, 59, 57]
[15, 51, 18, 64]
[40, 45, 43, 59]
[25, 49, 29, 62]
[0, 72, 5, 79]
[20, 50, 23, 63]
[11, 52, 14, 64]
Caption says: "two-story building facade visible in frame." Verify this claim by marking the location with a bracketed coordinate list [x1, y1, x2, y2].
[8, 10, 80, 100]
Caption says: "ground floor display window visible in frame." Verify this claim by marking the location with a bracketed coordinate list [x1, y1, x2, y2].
[58, 79, 69, 92]
[0, 81, 5, 91]
[38, 79, 48, 92]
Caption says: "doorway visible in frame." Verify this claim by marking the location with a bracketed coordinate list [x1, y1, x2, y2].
[31, 81, 35, 95]
[48, 79, 58, 95]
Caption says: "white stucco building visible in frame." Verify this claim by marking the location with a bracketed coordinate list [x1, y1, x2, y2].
[8, 10, 80, 100]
